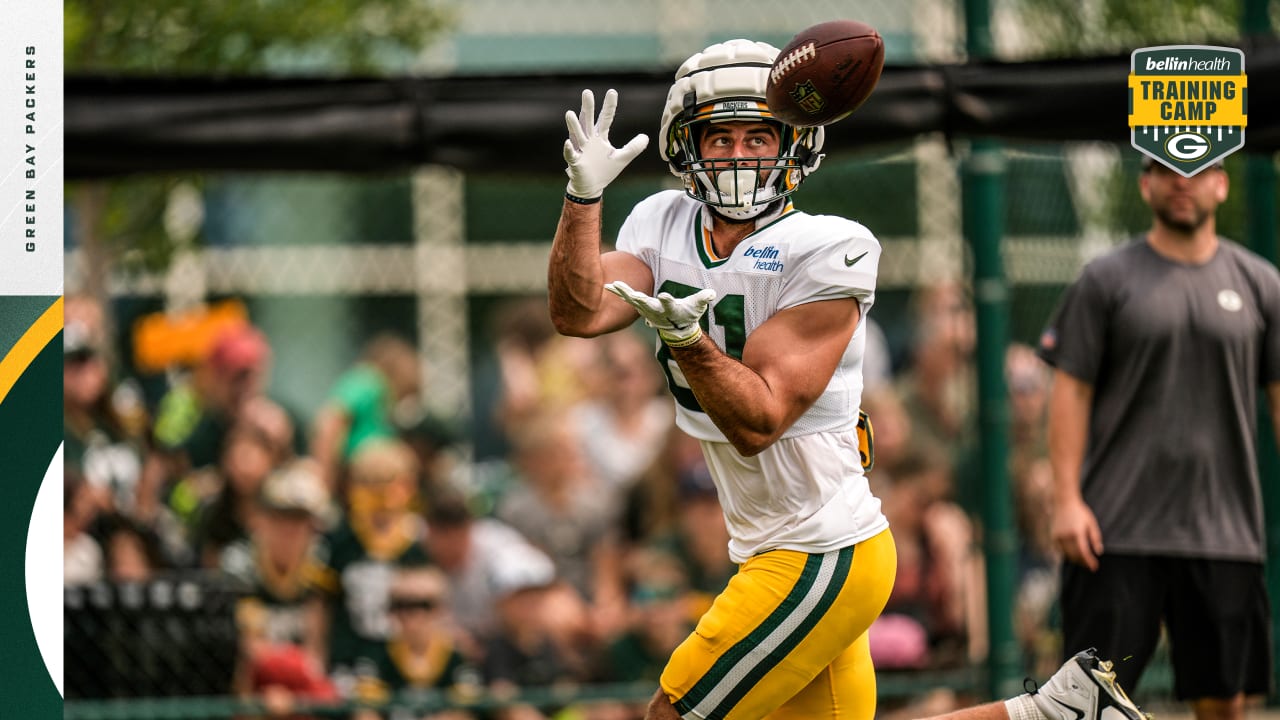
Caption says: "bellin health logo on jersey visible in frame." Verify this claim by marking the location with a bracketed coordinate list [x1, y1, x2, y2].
[1128, 45, 1247, 176]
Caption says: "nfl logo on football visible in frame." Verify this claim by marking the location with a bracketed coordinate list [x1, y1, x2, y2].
[789, 80, 827, 115]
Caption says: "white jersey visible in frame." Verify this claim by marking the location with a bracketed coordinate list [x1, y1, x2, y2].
[615, 190, 888, 562]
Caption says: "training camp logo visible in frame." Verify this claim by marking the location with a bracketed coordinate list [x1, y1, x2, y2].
[1129, 45, 1247, 177]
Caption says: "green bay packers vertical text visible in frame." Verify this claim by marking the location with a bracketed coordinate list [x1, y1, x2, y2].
[23, 46, 36, 252]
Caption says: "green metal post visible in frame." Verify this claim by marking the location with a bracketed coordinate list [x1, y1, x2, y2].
[1241, 0, 1280, 704]
[1248, 150, 1280, 707]
[963, 0, 1019, 700]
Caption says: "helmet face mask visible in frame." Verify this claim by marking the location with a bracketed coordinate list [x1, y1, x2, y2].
[659, 40, 825, 221]
[671, 105, 814, 220]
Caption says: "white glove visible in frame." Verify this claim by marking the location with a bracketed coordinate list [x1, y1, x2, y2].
[563, 89, 649, 202]
[605, 280, 716, 348]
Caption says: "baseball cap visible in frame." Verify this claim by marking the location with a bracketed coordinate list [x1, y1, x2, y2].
[208, 324, 270, 373]
[492, 542, 557, 596]
[250, 644, 339, 700]
[259, 461, 330, 519]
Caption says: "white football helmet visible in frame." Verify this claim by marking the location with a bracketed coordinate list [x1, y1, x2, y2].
[659, 39, 825, 221]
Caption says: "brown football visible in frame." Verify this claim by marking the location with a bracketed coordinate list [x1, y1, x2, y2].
[766, 20, 885, 127]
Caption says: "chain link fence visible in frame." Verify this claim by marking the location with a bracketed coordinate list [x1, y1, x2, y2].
[64, 574, 239, 700]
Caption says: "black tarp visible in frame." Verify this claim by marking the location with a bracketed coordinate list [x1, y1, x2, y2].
[65, 37, 1280, 179]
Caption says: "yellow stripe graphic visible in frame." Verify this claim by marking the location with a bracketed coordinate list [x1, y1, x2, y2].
[1128, 75, 1247, 127]
[0, 297, 63, 407]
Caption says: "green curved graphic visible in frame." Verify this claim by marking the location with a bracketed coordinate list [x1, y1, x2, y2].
[0, 296, 56, 358]
[0, 295, 62, 715]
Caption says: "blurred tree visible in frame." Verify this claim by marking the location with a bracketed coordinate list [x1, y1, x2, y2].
[65, 0, 454, 74]
[64, 0, 455, 361]
[1011, 0, 1243, 57]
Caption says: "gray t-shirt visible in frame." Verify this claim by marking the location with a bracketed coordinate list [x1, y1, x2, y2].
[1038, 237, 1280, 561]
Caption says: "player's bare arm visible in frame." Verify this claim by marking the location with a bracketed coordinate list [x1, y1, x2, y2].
[547, 87, 651, 337]
[672, 297, 861, 456]
[548, 201, 654, 337]
[1047, 369, 1102, 571]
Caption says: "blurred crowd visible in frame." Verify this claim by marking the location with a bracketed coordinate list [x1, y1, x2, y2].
[63, 283, 1062, 719]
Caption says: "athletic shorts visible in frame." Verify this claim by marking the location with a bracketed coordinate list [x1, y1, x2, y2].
[1060, 553, 1272, 700]
[660, 528, 896, 720]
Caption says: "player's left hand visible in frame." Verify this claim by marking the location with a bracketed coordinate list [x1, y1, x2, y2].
[563, 89, 650, 201]
[605, 280, 715, 348]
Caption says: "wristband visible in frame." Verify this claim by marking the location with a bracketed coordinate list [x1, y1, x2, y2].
[659, 325, 702, 349]
[565, 192, 602, 205]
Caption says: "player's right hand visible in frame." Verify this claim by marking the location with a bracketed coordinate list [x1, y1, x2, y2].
[563, 89, 649, 201]
[1051, 496, 1104, 571]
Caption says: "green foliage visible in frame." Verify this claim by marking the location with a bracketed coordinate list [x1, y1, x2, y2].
[68, 177, 196, 274]
[65, 0, 456, 74]
[66, 0, 457, 286]
[1013, 0, 1243, 57]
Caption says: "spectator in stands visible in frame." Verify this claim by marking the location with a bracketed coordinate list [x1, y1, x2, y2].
[399, 410, 462, 509]
[619, 425, 704, 551]
[245, 394, 302, 468]
[569, 330, 673, 502]
[481, 549, 587, 720]
[422, 491, 557, 655]
[226, 460, 336, 708]
[496, 408, 616, 609]
[588, 551, 696, 720]
[140, 321, 296, 557]
[894, 280, 979, 503]
[1004, 344, 1060, 676]
[646, 452, 734, 609]
[488, 298, 608, 458]
[63, 310, 147, 520]
[317, 438, 432, 688]
[65, 466, 104, 586]
[226, 460, 332, 668]
[597, 550, 695, 685]
[351, 566, 481, 718]
[858, 385, 915, 483]
[192, 420, 282, 568]
[150, 322, 273, 479]
[100, 512, 168, 583]
[872, 448, 984, 670]
[311, 333, 423, 494]
[1007, 343, 1051, 475]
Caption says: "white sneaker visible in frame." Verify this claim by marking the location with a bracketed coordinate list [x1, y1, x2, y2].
[1032, 648, 1149, 720]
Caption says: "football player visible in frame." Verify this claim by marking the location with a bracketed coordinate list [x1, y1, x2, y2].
[547, 37, 1148, 720]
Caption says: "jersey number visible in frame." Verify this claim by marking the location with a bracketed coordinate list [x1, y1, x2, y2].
[654, 280, 746, 413]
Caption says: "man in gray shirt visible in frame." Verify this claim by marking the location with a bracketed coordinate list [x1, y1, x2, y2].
[1039, 157, 1280, 720]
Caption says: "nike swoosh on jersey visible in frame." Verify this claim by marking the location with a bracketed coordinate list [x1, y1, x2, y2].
[844, 251, 868, 267]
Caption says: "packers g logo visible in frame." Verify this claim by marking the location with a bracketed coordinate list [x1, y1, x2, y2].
[1164, 131, 1211, 162]
[1128, 45, 1247, 177]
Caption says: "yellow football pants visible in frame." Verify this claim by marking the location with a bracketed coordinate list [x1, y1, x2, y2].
[661, 528, 897, 720]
